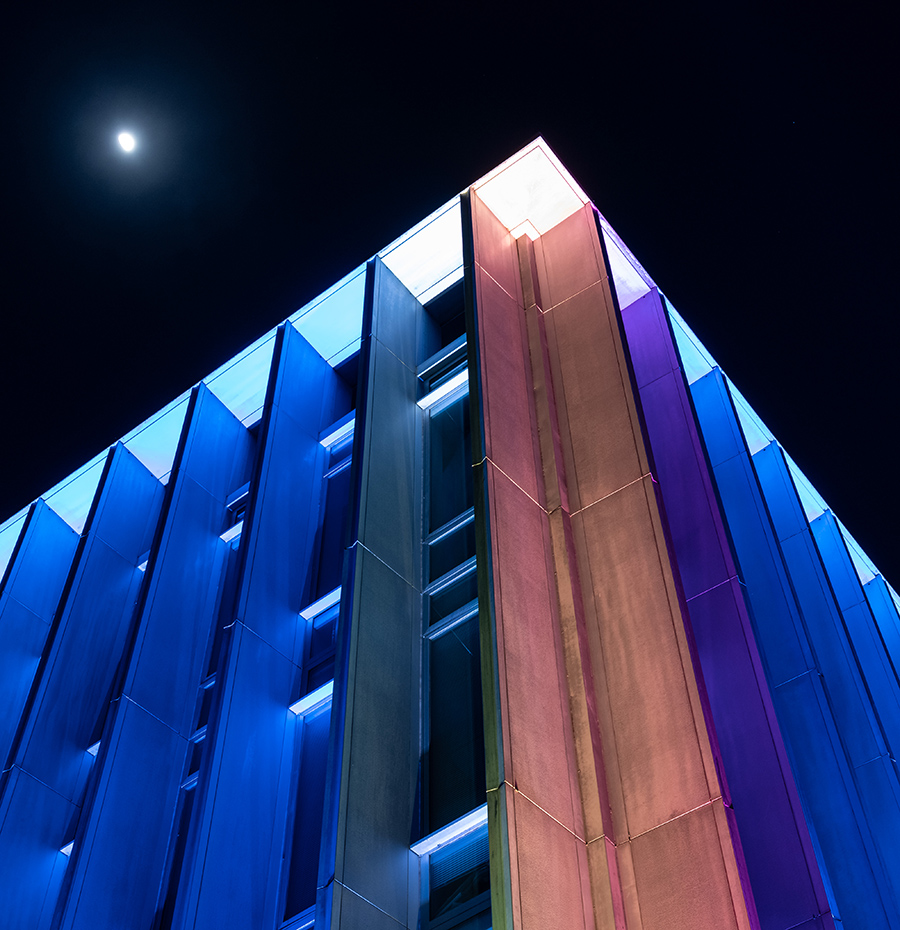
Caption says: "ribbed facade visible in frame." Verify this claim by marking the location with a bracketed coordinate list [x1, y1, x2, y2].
[1, 141, 898, 929]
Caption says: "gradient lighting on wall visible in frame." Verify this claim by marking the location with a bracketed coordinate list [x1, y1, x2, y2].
[0, 140, 898, 930]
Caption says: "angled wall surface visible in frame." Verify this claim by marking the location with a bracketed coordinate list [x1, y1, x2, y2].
[0, 140, 897, 930]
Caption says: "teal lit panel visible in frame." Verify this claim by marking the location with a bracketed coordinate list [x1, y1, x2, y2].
[841, 525, 879, 586]
[785, 452, 828, 523]
[121, 394, 191, 482]
[290, 264, 367, 366]
[204, 329, 277, 426]
[730, 384, 775, 455]
[666, 302, 716, 384]
[41, 455, 107, 534]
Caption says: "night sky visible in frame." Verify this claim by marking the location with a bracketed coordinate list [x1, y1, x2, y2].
[3, 3, 898, 582]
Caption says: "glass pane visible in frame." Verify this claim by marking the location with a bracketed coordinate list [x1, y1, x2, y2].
[437, 908, 492, 930]
[430, 823, 490, 920]
[429, 570, 477, 628]
[428, 615, 485, 831]
[306, 661, 335, 693]
[196, 686, 214, 730]
[429, 519, 476, 582]
[429, 395, 472, 532]
[310, 604, 338, 658]
[316, 466, 351, 599]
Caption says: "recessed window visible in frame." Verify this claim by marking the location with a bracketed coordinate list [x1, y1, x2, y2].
[428, 394, 473, 534]
[429, 823, 490, 922]
[427, 511, 476, 583]
[309, 419, 355, 602]
[283, 701, 331, 921]
[298, 592, 340, 695]
[427, 561, 477, 629]
[423, 279, 467, 352]
[411, 806, 491, 930]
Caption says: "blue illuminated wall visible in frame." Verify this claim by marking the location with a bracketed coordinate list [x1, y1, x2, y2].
[1, 141, 898, 930]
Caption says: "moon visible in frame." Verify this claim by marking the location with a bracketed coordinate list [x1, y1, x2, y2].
[117, 132, 136, 152]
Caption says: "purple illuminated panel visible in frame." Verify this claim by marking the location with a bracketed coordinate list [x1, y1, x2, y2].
[620, 287, 833, 930]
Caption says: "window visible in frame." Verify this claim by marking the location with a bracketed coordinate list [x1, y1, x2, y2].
[428, 392, 473, 534]
[282, 589, 339, 926]
[157, 674, 216, 928]
[412, 807, 492, 930]
[423, 280, 467, 354]
[299, 592, 339, 696]
[308, 416, 354, 604]
[282, 701, 331, 923]
[420, 360, 486, 837]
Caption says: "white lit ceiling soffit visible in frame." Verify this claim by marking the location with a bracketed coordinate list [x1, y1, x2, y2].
[470, 138, 589, 240]
[474, 139, 659, 312]
[599, 219, 656, 310]
[380, 198, 464, 305]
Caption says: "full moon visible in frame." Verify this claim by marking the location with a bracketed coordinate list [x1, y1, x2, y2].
[117, 132, 136, 152]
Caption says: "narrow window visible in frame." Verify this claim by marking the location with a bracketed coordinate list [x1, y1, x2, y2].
[283, 700, 331, 922]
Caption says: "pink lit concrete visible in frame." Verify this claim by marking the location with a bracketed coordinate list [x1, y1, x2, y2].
[469, 193, 756, 930]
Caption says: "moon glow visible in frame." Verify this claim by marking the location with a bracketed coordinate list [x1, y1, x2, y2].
[117, 132, 136, 152]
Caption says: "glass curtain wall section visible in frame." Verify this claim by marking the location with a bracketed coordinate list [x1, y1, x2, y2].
[423, 390, 482, 832]
[419, 331, 490, 929]
[282, 391, 355, 927]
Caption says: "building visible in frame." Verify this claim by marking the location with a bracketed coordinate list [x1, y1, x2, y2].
[1, 140, 899, 930]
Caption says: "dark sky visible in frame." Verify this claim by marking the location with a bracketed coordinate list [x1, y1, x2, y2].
[3, 3, 898, 582]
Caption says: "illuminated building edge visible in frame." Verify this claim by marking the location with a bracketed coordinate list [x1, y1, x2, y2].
[0, 141, 898, 929]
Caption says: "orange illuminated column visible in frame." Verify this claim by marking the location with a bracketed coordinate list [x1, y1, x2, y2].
[466, 189, 757, 930]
